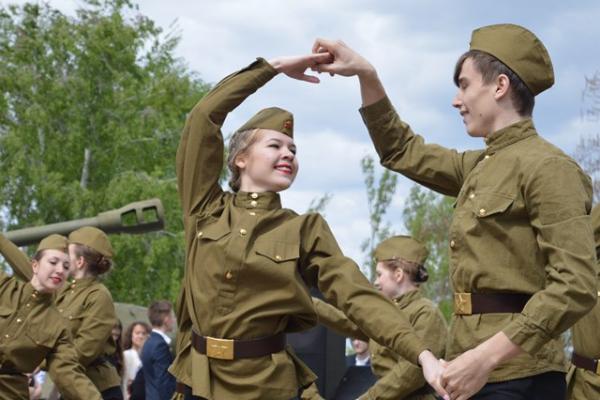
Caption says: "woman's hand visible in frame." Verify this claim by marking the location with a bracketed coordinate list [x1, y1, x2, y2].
[268, 53, 333, 83]
[418, 350, 450, 400]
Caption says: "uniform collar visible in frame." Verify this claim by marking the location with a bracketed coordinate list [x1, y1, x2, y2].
[483, 118, 537, 153]
[23, 282, 53, 304]
[233, 191, 281, 210]
[68, 276, 98, 291]
[392, 288, 422, 308]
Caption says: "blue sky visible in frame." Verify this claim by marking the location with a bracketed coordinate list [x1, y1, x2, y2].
[12, 0, 600, 265]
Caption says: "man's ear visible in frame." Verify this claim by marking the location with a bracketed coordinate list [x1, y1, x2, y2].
[494, 74, 511, 100]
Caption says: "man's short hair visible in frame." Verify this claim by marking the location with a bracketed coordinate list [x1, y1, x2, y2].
[148, 300, 172, 327]
[454, 50, 535, 117]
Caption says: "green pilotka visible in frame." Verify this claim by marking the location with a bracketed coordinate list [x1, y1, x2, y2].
[312, 236, 447, 400]
[0, 234, 102, 399]
[567, 204, 600, 399]
[0, 227, 122, 394]
[168, 57, 439, 400]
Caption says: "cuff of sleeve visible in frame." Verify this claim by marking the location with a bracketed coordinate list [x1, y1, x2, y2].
[503, 314, 552, 355]
[359, 96, 394, 125]
[402, 339, 428, 366]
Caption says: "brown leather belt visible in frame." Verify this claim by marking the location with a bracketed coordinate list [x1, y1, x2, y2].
[0, 366, 23, 375]
[572, 352, 600, 375]
[454, 292, 531, 315]
[191, 330, 286, 360]
[175, 382, 188, 394]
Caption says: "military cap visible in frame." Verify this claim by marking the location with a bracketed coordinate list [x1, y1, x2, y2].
[375, 235, 429, 265]
[37, 234, 68, 253]
[69, 226, 113, 258]
[592, 205, 600, 247]
[469, 23, 554, 96]
[236, 107, 294, 138]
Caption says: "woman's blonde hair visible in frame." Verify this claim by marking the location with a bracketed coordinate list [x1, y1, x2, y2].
[381, 258, 429, 286]
[227, 129, 261, 192]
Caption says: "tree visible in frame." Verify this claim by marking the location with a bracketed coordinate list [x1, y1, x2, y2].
[0, 0, 209, 305]
[402, 185, 454, 320]
[573, 71, 600, 204]
[360, 155, 398, 280]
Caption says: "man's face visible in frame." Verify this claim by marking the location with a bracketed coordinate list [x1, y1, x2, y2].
[452, 58, 498, 137]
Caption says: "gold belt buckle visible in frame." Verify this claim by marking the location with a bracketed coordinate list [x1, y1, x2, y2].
[206, 337, 234, 360]
[454, 293, 472, 315]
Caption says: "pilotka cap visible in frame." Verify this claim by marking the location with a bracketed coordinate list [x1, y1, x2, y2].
[69, 227, 113, 258]
[37, 234, 68, 253]
[236, 107, 294, 138]
[469, 23, 554, 95]
[375, 235, 429, 264]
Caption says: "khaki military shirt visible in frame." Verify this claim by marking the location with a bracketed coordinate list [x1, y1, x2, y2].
[172, 58, 427, 400]
[314, 290, 447, 400]
[567, 230, 600, 399]
[0, 234, 121, 391]
[0, 256, 101, 399]
[55, 277, 121, 392]
[360, 96, 597, 382]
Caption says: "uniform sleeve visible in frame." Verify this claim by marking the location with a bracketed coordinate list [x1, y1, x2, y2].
[300, 214, 427, 365]
[176, 58, 278, 216]
[73, 289, 117, 366]
[503, 157, 597, 355]
[362, 305, 447, 400]
[359, 96, 481, 197]
[312, 297, 369, 341]
[46, 327, 102, 400]
[0, 234, 33, 281]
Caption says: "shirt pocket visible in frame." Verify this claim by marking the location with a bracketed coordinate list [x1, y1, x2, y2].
[255, 241, 299, 264]
[0, 305, 13, 319]
[470, 192, 514, 219]
[195, 216, 230, 242]
[254, 241, 301, 284]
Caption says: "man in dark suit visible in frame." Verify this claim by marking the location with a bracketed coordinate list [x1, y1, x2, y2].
[346, 338, 371, 367]
[141, 300, 176, 400]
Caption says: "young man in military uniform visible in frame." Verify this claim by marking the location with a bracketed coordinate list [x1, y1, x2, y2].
[567, 204, 600, 399]
[310, 24, 597, 400]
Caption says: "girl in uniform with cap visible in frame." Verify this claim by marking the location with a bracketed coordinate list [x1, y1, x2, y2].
[313, 236, 448, 400]
[0, 233, 102, 399]
[1, 227, 124, 399]
[170, 54, 448, 400]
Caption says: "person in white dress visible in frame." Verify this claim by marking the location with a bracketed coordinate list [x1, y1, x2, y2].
[121, 321, 151, 399]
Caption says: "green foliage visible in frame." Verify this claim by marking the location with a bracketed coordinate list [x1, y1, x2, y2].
[360, 155, 398, 280]
[402, 185, 454, 320]
[0, 1, 209, 305]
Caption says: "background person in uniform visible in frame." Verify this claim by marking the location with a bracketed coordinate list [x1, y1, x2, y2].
[0, 233, 102, 399]
[347, 338, 371, 367]
[122, 321, 151, 399]
[313, 236, 447, 400]
[170, 53, 448, 400]
[567, 204, 600, 399]
[310, 23, 597, 400]
[141, 300, 176, 400]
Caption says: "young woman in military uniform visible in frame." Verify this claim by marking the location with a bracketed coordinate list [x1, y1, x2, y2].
[0, 233, 102, 399]
[567, 204, 600, 399]
[312, 236, 448, 400]
[1, 227, 123, 399]
[310, 24, 596, 400]
[171, 54, 448, 400]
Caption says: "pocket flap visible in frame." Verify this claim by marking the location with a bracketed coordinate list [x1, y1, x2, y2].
[472, 193, 514, 217]
[256, 241, 299, 263]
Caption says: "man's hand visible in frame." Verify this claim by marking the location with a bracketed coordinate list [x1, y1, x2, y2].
[441, 332, 523, 400]
[310, 38, 375, 78]
[268, 53, 333, 83]
[418, 350, 449, 400]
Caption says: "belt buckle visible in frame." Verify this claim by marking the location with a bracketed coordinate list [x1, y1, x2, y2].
[206, 337, 234, 360]
[454, 293, 472, 315]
